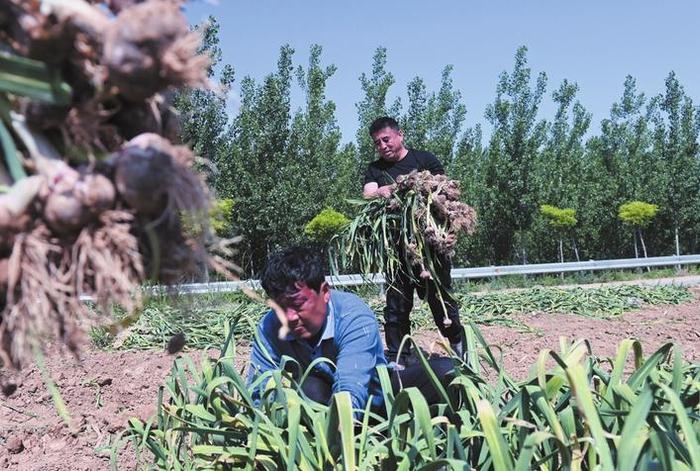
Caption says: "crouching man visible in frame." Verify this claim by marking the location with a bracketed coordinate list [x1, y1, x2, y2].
[247, 246, 454, 414]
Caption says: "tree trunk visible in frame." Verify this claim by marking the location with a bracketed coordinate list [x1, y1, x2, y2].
[519, 231, 528, 281]
[639, 228, 649, 259]
[571, 237, 580, 262]
[675, 226, 681, 272]
[558, 238, 564, 280]
[633, 231, 639, 259]
[558, 238, 564, 264]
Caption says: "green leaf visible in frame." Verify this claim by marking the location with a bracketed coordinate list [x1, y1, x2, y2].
[183, 404, 217, 422]
[617, 388, 653, 471]
[659, 385, 700, 469]
[389, 388, 437, 461]
[558, 360, 615, 469]
[0, 117, 26, 181]
[477, 399, 514, 471]
[0, 53, 71, 104]
[331, 392, 356, 470]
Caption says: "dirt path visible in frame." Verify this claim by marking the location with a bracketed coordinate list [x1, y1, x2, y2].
[1, 291, 699, 470]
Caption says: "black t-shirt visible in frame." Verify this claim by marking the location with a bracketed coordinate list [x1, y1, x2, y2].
[363, 149, 445, 187]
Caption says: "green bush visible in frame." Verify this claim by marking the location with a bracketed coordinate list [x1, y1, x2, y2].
[618, 201, 659, 227]
[210, 198, 235, 236]
[304, 207, 349, 242]
[539, 204, 577, 229]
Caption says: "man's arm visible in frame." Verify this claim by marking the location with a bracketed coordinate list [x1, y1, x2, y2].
[363, 164, 394, 199]
[246, 314, 281, 401]
[332, 309, 384, 412]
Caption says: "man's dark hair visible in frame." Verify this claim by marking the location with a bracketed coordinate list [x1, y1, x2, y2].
[260, 246, 326, 300]
[368, 116, 400, 136]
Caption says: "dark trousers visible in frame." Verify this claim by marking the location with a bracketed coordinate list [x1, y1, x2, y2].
[387, 356, 455, 405]
[384, 252, 462, 360]
[299, 357, 455, 408]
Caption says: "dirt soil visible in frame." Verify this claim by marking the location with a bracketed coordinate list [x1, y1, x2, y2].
[1, 291, 699, 470]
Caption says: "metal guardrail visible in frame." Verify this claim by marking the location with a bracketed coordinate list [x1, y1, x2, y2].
[450, 254, 700, 278]
[147, 254, 700, 295]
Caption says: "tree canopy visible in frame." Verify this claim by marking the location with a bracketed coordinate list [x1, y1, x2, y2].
[179, 28, 700, 274]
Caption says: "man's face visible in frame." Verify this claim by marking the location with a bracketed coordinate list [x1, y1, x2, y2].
[276, 282, 330, 340]
[371, 126, 405, 162]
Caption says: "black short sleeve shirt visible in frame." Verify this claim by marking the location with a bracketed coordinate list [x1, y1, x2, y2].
[363, 149, 445, 187]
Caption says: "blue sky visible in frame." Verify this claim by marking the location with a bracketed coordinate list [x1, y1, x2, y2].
[184, 1, 700, 144]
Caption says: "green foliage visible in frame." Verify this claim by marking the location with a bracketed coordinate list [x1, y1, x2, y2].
[480, 46, 548, 264]
[88, 325, 113, 350]
[539, 204, 577, 229]
[93, 284, 691, 351]
[330, 198, 398, 277]
[211, 44, 357, 274]
[304, 207, 349, 242]
[121, 322, 700, 470]
[0, 53, 72, 105]
[355, 47, 401, 166]
[89, 292, 266, 351]
[618, 201, 659, 227]
[0, 54, 73, 182]
[332, 173, 476, 297]
[217, 44, 294, 273]
[581, 76, 657, 259]
[647, 72, 700, 253]
[179, 198, 234, 240]
[402, 65, 466, 162]
[527, 80, 590, 261]
[209, 198, 235, 236]
[177, 35, 700, 268]
[174, 17, 234, 174]
[459, 284, 690, 319]
[448, 127, 485, 265]
[381, 284, 690, 332]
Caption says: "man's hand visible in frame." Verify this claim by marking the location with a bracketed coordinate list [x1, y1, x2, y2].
[363, 182, 395, 199]
[376, 185, 395, 198]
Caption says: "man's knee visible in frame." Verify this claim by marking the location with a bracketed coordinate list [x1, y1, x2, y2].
[427, 357, 455, 379]
[300, 374, 333, 405]
[391, 356, 456, 405]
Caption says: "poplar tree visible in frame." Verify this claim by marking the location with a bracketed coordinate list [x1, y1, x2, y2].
[355, 47, 401, 166]
[175, 17, 234, 175]
[586, 76, 655, 258]
[448, 125, 485, 266]
[649, 72, 700, 254]
[280, 45, 345, 244]
[531, 79, 590, 261]
[219, 45, 293, 272]
[402, 66, 466, 163]
[481, 46, 547, 264]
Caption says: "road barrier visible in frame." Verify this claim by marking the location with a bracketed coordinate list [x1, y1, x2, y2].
[144, 254, 700, 295]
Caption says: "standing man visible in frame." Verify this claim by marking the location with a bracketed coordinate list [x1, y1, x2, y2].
[363, 116, 464, 363]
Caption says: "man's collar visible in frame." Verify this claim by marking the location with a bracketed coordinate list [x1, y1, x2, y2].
[320, 296, 335, 342]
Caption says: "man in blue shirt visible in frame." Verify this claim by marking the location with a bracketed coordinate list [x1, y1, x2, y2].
[247, 246, 453, 413]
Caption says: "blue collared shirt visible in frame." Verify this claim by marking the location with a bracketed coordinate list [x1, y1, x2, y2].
[247, 290, 387, 412]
